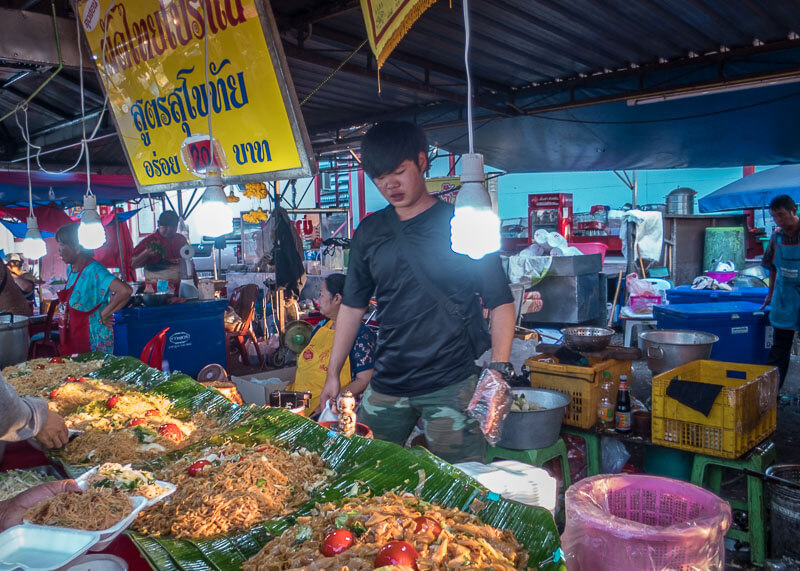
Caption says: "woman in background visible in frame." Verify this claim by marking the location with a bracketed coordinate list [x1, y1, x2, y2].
[290, 273, 376, 414]
[56, 223, 132, 354]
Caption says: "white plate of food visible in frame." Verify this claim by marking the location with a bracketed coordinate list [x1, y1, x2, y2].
[75, 463, 176, 508]
[23, 489, 148, 551]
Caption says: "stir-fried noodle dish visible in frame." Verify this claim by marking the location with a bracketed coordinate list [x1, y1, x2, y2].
[24, 488, 133, 531]
[133, 442, 330, 539]
[243, 492, 528, 570]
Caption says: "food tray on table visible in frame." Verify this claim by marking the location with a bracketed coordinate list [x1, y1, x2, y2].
[9, 353, 565, 570]
[651, 360, 778, 458]
[75, 466, 177, 509]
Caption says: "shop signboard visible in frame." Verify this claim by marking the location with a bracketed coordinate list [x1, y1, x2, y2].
[75, 0, 316, 193]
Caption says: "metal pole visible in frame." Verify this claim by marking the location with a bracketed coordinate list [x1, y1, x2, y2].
[632, 171, 638, 208]
[113, 206, 126, 280]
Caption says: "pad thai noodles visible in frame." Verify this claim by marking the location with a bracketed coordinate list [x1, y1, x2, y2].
[133, 443, 330, 539]
[23, 488, 132, 531]
[2, 357, 104, 397]
[242, 492, 528, 570]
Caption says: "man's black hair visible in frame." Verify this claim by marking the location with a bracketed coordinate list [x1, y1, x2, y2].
[769, 194, 797, 213]
[360, 121, 428, 179]
[158, 210, 180, 227]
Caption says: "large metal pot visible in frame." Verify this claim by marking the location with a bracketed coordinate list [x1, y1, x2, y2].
[639, 329, 718, 374]
[0, 313, 29, 369]
[497, 389, 570, 450]
[666, 187, 697, 215]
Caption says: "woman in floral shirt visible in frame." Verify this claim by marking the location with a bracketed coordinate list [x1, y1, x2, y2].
[56, 223, 132, 355]
[290, 273, 376, 415]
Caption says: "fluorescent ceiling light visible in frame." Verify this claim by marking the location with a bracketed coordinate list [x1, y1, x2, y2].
[627, 74, 800, 106]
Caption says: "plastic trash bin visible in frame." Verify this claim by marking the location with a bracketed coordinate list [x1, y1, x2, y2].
[654, 302, 771, 364]
[114, 299, 227, 377]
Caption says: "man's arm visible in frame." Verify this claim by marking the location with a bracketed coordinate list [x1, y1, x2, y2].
[315, 305, 366, 413]
[761, 268, 776, 310]
[489, 302, 515, 362]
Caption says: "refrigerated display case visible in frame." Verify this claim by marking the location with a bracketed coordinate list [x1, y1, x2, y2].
[528, 193, 573, 242]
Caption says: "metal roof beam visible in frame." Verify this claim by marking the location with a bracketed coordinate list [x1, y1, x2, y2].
[279, 0, 360, 27]
[0, 7, 93, 69]
[296, 25, 513, 96]
[49, 73, 105, 106]
[3, 84, 67, 119]
[282, 42, 514, 117]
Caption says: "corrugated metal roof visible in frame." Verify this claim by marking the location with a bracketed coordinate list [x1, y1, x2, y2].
[0, 0, 799, 172]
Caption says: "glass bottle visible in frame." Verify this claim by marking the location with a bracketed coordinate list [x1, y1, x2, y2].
[597, 371, 615, 429]
[615, 375, 632, 433]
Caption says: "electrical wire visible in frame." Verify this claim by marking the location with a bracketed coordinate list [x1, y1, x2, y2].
[22, 106, 34, 218]
[203, 1, 215, 172]
[462, 0, 473, 154]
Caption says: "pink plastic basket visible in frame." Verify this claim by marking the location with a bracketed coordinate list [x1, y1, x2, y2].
[569, 242, 608, 263]
[562, 474, 731, 570]
[629, 294, 662, 314]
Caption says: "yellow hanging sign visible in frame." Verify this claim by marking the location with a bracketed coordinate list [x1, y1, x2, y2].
[360, 0, 437, 68]
[76, 0, 316, 193]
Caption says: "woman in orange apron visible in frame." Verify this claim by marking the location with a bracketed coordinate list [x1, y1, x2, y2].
[289, 274, 376, 414]
[55, 223, 133, 355]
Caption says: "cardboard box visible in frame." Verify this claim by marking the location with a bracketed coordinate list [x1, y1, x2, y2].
[231, 366, 295, 406]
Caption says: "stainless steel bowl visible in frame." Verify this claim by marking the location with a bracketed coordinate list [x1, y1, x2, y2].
[497, 389, 571, 450]
[562, 326, 615, 352]
[639, 329, 719, 374]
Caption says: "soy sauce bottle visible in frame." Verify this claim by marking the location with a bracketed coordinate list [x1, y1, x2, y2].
[615, 375, 632, 433]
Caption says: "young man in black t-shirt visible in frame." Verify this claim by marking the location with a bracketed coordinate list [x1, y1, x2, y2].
[318, 121, 515, 463]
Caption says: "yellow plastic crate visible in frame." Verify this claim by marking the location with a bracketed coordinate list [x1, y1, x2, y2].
[651, 360, 778, 459]
[526, 355, 632, 428]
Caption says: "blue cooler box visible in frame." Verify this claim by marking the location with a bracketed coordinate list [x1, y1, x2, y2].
[653, 301, 772, 365]
[113, 299, 227, 377]
[666, 285, 769, 305]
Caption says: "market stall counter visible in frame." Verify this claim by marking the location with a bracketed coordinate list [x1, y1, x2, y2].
[113, 299, 227, 377]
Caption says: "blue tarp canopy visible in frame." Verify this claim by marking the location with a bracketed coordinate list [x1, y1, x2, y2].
[0, 208, 141, 238]
[0, 171, 160, 206]
[698, 165, 800, 213]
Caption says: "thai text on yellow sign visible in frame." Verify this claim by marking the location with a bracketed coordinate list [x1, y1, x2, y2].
[77, 0, 314, 192]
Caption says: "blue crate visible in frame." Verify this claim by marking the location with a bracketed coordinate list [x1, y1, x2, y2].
[665, 285, 769, 305]
[113, 299, 227, 377]
[654, 301, 771, 365]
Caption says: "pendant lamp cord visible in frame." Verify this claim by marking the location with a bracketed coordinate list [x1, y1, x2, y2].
[204, 2, 215, 171]
[463, 0, 474, 154]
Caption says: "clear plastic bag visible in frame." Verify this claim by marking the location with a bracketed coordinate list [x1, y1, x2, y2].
[466, 369, 513, 445]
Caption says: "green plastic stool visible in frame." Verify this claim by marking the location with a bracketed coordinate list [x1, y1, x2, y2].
[561, 427, 602, 477]
[690, 442, 776, 567]
[485, 437, 572, 491]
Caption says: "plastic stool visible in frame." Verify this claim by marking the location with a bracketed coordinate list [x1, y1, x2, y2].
[622, 318, 657, 347]
[485, 438, 572, 491]
[690, 441, 776, 567]
[561, 427, 602, 477]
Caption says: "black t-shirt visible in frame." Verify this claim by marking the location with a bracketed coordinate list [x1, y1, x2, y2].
[342, 200, 513, 397]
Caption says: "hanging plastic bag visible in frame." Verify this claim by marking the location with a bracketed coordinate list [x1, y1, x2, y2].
[467, 369, 513, 445]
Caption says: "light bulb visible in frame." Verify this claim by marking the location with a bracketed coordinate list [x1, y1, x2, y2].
[194, 172, 233, 237]
[450, 153, 500, 259]
[21, 216, 47, 260]
[79, 194, 106, 249]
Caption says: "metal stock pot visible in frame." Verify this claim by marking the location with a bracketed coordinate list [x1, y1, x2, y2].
[0, 312, 29, 369]
[639, 329, 718, 374]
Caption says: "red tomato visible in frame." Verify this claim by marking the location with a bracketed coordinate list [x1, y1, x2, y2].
[321, 529, 355, 557]
[128, 418, 145, 427]
[35, 365, 45, 370]
[158, 423, 182, 442]
[64, 376, 80, 383]
[105, 396, 119, 409]
[48, 357, 64, 364]
[187, 459, 212, 476]
[49, 389, 58, 399]
[374, 541, 419, 569]
[78, 377, 87, 383]
[413, 516, 442, 538]
[145, 409, 160, 417]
